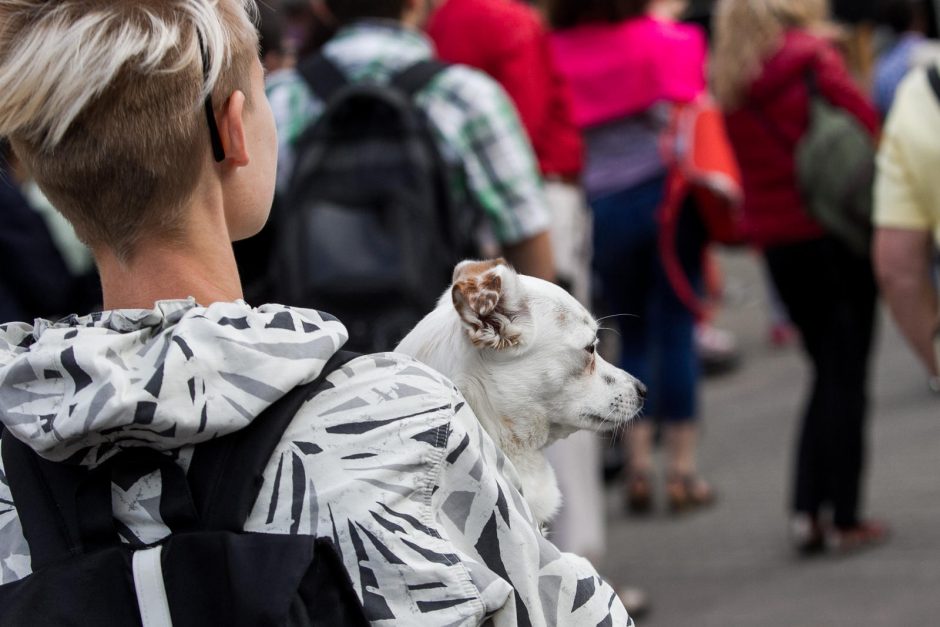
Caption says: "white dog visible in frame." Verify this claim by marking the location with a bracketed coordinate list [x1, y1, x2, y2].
[397, 259, 646, 524]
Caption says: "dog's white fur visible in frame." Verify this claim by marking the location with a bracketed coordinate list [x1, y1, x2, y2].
[397, 259, 645, 524]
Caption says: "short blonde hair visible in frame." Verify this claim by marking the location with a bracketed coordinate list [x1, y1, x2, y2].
[711, 0, 830, 109]
[0, 0, 259, 260]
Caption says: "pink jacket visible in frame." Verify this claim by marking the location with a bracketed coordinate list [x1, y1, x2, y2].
[550, 16, 707, 128]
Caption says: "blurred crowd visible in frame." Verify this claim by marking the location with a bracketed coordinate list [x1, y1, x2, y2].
[2, 0, 939, 620]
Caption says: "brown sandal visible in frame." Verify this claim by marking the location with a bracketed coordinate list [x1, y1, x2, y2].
[666, 473, 716, 514]
[625, 470, 654, 514]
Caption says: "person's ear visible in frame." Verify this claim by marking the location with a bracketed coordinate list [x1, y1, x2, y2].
[216, 90, 249, 168]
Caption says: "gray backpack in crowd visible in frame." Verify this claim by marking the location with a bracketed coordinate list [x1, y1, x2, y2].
[272, 55, 481, 353]
[794, 70, 876, 257]
[754, 69, 876, 257]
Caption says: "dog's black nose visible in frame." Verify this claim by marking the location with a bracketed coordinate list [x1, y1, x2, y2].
[636, 382, 648, 400]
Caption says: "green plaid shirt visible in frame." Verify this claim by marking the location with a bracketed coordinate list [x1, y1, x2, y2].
[267, 21, 550, 245]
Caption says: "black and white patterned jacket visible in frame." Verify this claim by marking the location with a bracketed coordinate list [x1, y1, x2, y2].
[0, 300, 631, 626]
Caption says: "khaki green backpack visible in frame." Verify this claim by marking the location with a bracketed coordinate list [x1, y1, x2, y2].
[755, 70, 876, 257]
[795, 71, 876, 257]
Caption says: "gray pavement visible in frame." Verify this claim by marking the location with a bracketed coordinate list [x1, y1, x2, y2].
[599, 250, 940, 627]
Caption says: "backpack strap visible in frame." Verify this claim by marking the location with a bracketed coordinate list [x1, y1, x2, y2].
[2, 427, 215, 566]
[748, 98, 795, 151]
[0, 350, 360, 567]
[296, 53, 349, 103]
[749, 64, 822, 151]
[804, 67, 821, 99]
[76, 448, 201, 552]
[188, 350, 360, 531]
[390, 59, 449, 99]
[927, 64, 940, 105]
[297, 54, 446, 103]
[1, 431, 88, 568]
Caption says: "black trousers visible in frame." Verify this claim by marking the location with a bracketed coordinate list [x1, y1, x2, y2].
[764, 236, 877, 529]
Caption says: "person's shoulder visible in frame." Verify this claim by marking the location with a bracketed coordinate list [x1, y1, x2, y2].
[783, 27, 830, 49]
[0, 322, 35, 368]
[894, 64, 933, 104]
[265, 66, 315, 109]
[909, 40, 940, 72]
[432, 63, 509, 107]
[438, 62, 500, 87]
[261, 352, 466, 520]
[265, 66, 302, 91]
[265, 66, 307, 94]
[296, 351, 463, 435]
[334, 351, 457, 393]
[887, 64, 940, 132]
[753, 28, 845, 91]
[641, 15, 707, 71]
[640, 14, 705, 42]
[775, 27, 837, 66]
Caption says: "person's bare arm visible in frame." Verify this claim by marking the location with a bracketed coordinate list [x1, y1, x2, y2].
[501, 230, 556, 282]
[874, 227, 939, 377]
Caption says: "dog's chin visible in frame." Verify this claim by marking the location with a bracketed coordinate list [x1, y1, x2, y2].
[578, 410, 640, 432]
[547, 415, 634, 439]
[584, 417, 624, 433]
[547, 422, 580, 441]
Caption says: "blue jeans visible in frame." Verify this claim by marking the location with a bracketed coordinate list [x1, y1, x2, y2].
[591, 176, 704, 423]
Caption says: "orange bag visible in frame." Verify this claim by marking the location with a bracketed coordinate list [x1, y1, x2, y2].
[658, 96, 744, 319]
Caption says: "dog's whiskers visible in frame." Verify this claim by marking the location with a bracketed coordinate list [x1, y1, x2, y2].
[590, 406, 622, 434]
[595, 313, 638, 324]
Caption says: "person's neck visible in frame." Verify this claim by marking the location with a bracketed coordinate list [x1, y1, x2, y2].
[96, 198, 244, 311]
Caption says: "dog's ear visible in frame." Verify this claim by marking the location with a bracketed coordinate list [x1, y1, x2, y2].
[451, 259, 530, 349]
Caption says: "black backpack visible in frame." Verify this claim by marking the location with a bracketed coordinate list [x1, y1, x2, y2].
[0, 351, 368, 627]
[271, 55, 480, 353]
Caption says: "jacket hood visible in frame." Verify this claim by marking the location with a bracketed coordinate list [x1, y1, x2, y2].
[746, 30, 828, 104]
[0, 299, 348, 465]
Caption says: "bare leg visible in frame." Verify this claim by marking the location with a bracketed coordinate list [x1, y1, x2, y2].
[626, 420, 654, 474]
[664, 421, 696, 476]
[664, 422, 714, 510]
[624, 420, 655, 513]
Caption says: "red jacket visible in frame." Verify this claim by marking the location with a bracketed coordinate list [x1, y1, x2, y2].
[724, 30, 879, 248]
[427, 0, 585, 178]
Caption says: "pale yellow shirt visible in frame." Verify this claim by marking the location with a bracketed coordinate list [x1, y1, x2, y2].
[874, 66, 940, 245]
